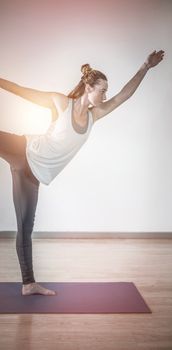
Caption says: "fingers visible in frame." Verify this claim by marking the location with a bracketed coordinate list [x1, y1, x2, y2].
[158, 50, 165, 59]
[156, 50, 165, 56]
[158, 50, 165, 54]
[152, 50, 165, 61]
[150, 49, 165, 55]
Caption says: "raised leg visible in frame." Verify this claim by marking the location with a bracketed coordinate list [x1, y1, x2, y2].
[0, 130, 26, 156]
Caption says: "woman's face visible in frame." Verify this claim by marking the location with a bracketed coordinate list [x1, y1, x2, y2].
[86, 79, 108, 107]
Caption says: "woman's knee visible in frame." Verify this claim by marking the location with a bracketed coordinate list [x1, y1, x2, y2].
[0, 131, 26, 156]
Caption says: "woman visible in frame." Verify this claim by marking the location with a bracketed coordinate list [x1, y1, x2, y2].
[0, 50, 164, 296]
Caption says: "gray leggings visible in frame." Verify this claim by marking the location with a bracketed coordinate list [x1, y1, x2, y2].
[0, 130, 40, 285]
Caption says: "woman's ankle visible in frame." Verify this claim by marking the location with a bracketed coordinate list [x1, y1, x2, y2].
[23, 282, 36, 286]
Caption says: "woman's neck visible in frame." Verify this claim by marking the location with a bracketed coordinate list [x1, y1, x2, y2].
[73, 96, 90, 118]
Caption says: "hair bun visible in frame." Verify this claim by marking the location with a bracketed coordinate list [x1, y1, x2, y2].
[81, 64, 92, 76]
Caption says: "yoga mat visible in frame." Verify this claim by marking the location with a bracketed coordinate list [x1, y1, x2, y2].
[0, 282, 152, 314]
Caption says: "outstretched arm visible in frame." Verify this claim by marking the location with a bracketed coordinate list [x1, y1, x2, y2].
[93, 50, 165, 121]
[0, 78, 66, 110]
[119, 50, 164, 97]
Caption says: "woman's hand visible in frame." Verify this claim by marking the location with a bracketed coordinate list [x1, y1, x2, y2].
[145, 50, 165, 69]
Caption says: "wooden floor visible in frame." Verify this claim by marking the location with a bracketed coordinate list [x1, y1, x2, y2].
[0, 238, 172, 350]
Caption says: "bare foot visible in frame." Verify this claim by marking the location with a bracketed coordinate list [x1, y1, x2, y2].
[22, 282, 57, 296]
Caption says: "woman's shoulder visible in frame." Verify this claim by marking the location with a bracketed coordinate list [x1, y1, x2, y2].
[51, 92, 70, 113]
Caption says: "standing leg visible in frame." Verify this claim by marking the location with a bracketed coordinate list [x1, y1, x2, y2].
[1, 131, 37, 283]
[10, 165, 40, 285]
[10, 164, 56, 295]
[1, 130, 56, 295]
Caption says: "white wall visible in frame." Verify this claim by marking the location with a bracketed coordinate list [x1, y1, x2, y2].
[0, 0, 172, 232]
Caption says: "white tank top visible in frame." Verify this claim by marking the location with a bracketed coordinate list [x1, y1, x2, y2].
[24, 97, 94, 185]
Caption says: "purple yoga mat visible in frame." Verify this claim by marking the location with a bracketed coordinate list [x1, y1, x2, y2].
[0, 282, 152, 314]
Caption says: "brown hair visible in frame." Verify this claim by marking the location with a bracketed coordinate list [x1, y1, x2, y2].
[67, 63, 107, 99]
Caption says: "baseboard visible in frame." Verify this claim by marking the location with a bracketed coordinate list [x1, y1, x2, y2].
[0, 231, 172, 239]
